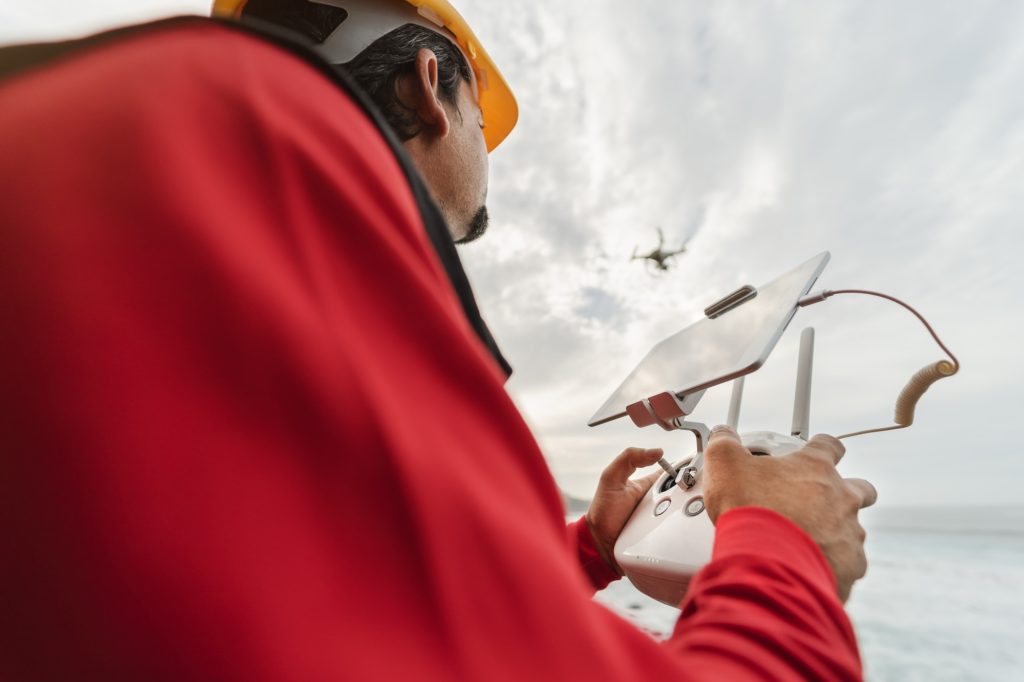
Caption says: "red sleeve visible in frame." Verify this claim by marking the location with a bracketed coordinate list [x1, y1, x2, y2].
[568, 516, 621, 593]
[0, 20, 862, 682]
[568, 507, 862, 680]
[668, 507, 863, 681]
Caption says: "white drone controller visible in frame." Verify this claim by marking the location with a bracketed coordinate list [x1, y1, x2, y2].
[614, 431, 804, 606]
[614, 327, 817, 607]
[591, 254, 959, 608]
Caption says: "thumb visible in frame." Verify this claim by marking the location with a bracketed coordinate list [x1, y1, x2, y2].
[599, 447, 665, 488]
[706, 425, 746, 459]
[702, 426, 747, 523]
[703, 425, 749, 478]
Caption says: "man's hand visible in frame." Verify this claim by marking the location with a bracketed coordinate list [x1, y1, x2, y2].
[585, 447, 666, 575]
[703, 425, 878, 602]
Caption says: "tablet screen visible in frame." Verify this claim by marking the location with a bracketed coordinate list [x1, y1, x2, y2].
[588, 252, 830, 426]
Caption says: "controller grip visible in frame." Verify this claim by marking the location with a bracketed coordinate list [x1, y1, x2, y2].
[893, 360, 958, 426]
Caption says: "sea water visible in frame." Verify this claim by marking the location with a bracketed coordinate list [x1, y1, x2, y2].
[592, 506, 1024, 681]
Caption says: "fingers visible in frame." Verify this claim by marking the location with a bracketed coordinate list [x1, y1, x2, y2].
[844, 478, 878, 509]
[599, 447, 664, 486]
[803, 433, 846, 465]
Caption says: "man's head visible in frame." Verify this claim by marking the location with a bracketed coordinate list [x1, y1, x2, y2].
[223, 0, 509, 244]
[348, 23, 490, 243]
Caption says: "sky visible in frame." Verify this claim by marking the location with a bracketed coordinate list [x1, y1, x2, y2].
[3, 1, 1022, 506]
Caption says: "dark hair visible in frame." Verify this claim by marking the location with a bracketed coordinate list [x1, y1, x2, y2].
[243, 1, 472, 140]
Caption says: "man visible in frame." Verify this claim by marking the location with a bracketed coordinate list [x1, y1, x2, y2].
[0, 1, 875, 680]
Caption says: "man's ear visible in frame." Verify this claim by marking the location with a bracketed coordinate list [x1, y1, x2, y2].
[401, 48, 451, 139]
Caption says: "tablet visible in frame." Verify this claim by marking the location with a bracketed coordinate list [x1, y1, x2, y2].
[588, 252, 830, 426]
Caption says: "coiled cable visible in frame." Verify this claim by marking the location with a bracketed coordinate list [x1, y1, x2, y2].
[797, 289, 960, 439]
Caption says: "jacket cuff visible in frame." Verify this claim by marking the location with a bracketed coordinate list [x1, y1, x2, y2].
[568, 515, 621, 592]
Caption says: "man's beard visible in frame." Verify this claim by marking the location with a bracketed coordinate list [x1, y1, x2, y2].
[455, 205, 489, 244]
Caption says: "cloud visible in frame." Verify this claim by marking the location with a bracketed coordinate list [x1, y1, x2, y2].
[458, 0, 1024, 504]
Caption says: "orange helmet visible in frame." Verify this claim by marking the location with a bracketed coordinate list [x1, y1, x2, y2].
[212, 0, 518, 152]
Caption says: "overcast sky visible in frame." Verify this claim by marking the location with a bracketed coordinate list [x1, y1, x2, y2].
[3, 1, 1022, 506]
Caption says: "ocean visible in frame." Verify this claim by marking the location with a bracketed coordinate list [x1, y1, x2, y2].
[592, 506, 1024, 681]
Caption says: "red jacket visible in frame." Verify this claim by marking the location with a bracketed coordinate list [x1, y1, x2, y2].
[0, 19, 861, 681]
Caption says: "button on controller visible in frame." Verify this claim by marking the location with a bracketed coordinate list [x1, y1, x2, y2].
[685, 496, 705, 517]
[654, 499, 672, 516]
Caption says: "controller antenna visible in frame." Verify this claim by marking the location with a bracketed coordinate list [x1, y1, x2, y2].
[791, 328, 815, 440]
[726, 376, 745, 430]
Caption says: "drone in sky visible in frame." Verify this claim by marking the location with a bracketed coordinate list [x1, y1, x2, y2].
[631, 228, 689, 272]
